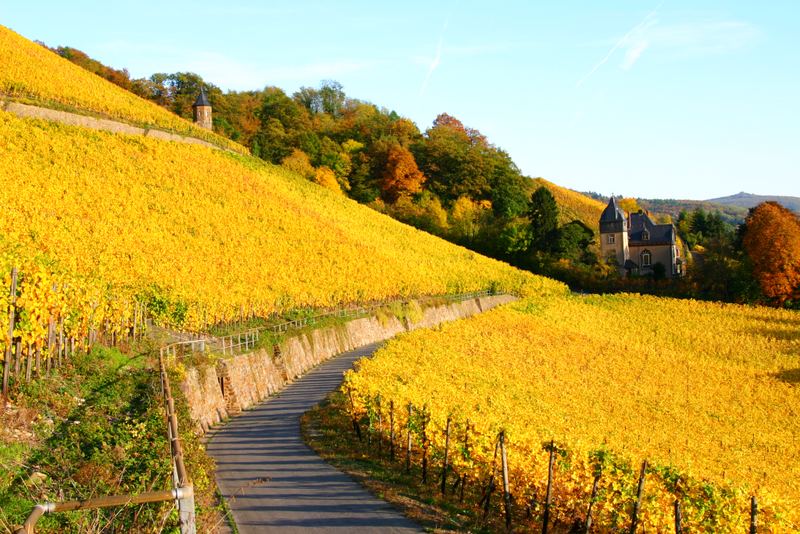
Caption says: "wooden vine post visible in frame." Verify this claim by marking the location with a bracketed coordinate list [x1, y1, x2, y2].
[750, 496, 758, 534]
[441, 417, 451, 495]
[421, 407, 429, 483]
[57, 318, 64, 367]
[25, 342, 32, 382]
[499, 431, 512, 531]
[376, 396, 382, 455]
[479, 438, 500, 521]
[405, 402, 413, 474]
[2, 267, 18, 398]
[629, 460, 648, 534]
[584, 472, 601, 534]
[389, 400, 395, 461]
[542, 439, 555, 534]
[674, 499, 682, 534]
[13, 340, 21, 377]
[460, 421, 470, 502]
[47, 314, 55, 373]
[346, 387, 362, 441]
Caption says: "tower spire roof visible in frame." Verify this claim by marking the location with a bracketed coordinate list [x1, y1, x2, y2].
[600, 196, 626, 223]
[193, 86, 210, 107]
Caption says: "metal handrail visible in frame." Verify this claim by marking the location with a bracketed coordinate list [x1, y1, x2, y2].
[15, 488, 193, 534]
[13, 289, 496, 532]
[161, 289, 495, 358]
[14, 355, 196, 534]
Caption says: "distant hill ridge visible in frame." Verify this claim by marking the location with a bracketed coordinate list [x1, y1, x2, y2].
[706, 192, 800, 212]
[580, 191, 799, 226]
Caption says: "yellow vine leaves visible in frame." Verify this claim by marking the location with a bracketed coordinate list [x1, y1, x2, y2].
[0, 108, 565, 358]
[345, 294, 800, 532]
[0, 25, 245, 154]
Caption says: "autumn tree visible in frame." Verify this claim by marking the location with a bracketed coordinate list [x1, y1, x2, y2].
[281, 149, 315, 180]
[380, 145, 426, 202]
[258, 87, 311, 133]
[53, 46, 142, 95]
[449, 197, 491, 244]
[742, 202, 800, 305]
[556, 220, 595, 262]
[618, 197, 641, 215]
[314, 166, 342, 194]
[527, 186, 559, 252]
[412, 113, 494, 202]
[386, 192, 449, 236]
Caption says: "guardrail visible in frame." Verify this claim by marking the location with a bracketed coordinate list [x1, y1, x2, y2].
[14, 353, 195, 534]
[162, 290, 494, 358]
[14, 290, 495, 532]
[256, 290, 492, 346]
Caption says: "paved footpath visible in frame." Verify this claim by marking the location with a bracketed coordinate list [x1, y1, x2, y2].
[206, 343, 422, 534]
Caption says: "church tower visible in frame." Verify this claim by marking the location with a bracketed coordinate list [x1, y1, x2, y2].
[599, 196, 629, 271]
[192, 87, 212, 130]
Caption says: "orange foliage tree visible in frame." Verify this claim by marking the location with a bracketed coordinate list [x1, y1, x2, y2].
[742, 201, 800, 304]
[380, 144, 426, 202]
[281, 148, 315, 180]
[313, 166, 342, 193]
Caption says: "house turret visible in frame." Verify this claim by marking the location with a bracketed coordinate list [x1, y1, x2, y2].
[192, 87, 212, 130]
[599, 197, 629, 271]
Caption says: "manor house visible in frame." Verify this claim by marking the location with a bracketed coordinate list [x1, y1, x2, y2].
[599, 197, 683, 277]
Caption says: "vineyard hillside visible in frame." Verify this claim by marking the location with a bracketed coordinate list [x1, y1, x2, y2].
[0, 104, 566, 350]
[346, 294, 800, 532]
[0, 25, 243, 153]
[531, 177, 605, 232]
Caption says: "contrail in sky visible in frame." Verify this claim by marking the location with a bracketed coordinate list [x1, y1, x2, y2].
[576, 2, 663, 88]
[420, 3, 458, 97]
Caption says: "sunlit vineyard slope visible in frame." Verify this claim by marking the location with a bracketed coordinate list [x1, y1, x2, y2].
[0, 25, 243, 153]
[532, 177, 605, 231]
[0, 108, 565, 353]
[346, 294, 800, 532]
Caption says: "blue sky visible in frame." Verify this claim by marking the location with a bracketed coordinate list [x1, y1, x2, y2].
[3, 1, 799, 199]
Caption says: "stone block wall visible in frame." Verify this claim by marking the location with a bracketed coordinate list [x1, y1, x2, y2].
[181, 294, 516, 432]
[180, 366, 227, 433]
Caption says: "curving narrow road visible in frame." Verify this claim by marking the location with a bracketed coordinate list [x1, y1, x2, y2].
[206, 343, 421, 534]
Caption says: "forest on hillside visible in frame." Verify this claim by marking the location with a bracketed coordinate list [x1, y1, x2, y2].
[49, 45, 800, 309]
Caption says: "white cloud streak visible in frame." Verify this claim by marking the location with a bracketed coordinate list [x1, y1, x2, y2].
[577, 5, 760, 86]
[576, 5, 661, 87]
[419, 37, 443, 97]
[419, 6, 457, 97]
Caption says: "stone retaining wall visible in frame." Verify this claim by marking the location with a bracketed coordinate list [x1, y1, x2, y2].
[0, 98, 226, 151]
[180, 294, 516, 433]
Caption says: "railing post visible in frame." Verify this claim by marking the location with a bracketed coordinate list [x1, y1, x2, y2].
[177, 485, 196, 534]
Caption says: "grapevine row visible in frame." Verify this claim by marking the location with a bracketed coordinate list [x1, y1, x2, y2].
[343, 294, 800, 531]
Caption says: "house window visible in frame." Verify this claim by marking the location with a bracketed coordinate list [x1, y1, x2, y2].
[642, 229, 650, 240]
[607, 234, 616, 244]
[641, 250, 652, 267]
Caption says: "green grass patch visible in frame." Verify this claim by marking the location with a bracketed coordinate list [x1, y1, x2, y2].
[0, 346, 226, 533]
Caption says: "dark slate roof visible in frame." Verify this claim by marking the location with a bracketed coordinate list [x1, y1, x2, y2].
[628, 211, 675, 245]
[193, 87, 210, 107]
[600, 197, 626, 223]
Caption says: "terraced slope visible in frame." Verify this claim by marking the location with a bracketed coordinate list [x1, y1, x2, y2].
[0, 25, 244, 153]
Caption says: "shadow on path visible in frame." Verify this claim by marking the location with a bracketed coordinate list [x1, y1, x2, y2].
[207, 343, 422, 534]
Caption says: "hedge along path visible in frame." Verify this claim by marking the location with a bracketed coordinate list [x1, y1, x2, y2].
[206, 343, 421, 534]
